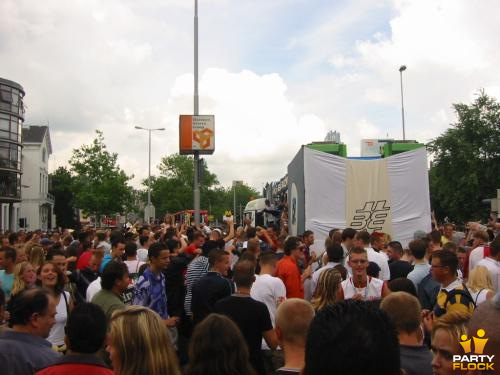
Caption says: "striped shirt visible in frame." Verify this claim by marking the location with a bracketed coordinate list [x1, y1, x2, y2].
[184, 256, 209, 316]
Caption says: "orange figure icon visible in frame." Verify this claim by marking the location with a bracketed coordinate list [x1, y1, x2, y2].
[459, 334, 472, 354]
[472, 329, 488, 354]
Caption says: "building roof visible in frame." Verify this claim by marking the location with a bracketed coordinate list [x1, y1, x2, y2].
[22, 126, 52, 154]
[0, 77, 25, 94]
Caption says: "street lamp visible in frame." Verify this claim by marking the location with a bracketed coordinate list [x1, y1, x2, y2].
[135, 125, 165, 224]
[399, 65, 407, 140]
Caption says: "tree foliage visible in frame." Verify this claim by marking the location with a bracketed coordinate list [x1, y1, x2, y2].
[69, 131, 133, 220]
[49, 166, 79, 229]
[145, 154, 260, 222]
[428, 91, 500, 222]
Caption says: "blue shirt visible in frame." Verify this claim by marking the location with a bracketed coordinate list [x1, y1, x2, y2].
[0, 270, 14, 298]
[0, 330, 60, 375]
[133, 267, 169, 319]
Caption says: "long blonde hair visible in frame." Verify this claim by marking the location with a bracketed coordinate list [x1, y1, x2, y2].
[311, 268, 342, 311]
[28, 246, 45, 271]
[109, 306, 181, 375]
[11, 262, 35, 296]
[467, 265, 493, 292]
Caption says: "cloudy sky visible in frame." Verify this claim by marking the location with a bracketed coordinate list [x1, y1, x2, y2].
[2, 0, 500, 191]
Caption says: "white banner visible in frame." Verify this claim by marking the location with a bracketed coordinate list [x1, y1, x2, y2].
[303, 147, 431, 252]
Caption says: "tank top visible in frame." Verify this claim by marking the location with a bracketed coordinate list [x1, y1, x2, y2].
[341, 276, 383, 301]
[47, 291, 69, 346]
[469, 288, 489, 306]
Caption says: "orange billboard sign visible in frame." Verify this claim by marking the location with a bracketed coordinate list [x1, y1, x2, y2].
[179, 115, 215, 155]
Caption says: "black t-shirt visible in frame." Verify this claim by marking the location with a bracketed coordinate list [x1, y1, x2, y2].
[191, 272, 234, 325]
[214, 295, 273, 375]
[389, 260, 414, 280]
[163, 254, 190, 317]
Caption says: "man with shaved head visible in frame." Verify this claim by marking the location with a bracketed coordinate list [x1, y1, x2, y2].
[380, 292, 432, 375]
[275, 298, 315, 374]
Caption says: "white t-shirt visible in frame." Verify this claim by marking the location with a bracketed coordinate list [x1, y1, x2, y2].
[469, 246, 486, 272]
[137, 248, 149, 262]
[47, 291, 70, 346]
[124, 259, 145, 276]
[86, 277, 101, 302]
[341, 276, 384, 301]
[469, 288, 490, 306]
[476, 257, 499, 292]
[367, 247, 390, 280]
[250, 274, 286, 349]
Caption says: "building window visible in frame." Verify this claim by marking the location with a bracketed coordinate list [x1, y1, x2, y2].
[42, 148, 46, 162]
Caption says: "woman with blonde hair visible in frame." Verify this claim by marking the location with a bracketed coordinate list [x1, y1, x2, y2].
[466, 265, 494, 305]
[107, 306, 181, 375]
[10, 261, 37, 297]
[431, 311, 470, 375]
[28, 246, 45, 272]
[311, 268, 342, 311]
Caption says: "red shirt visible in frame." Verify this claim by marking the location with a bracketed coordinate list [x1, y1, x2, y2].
[276, 255, 304, 298]
[76, 251, 92, 270]
[36, 355, 114, 375]
[185, 244, 198, 255]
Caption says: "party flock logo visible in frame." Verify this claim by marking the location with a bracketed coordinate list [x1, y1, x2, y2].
[453, 329, 495, 371]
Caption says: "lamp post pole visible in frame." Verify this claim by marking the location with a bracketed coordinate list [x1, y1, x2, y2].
[193, 0, 201, 225]
[135, 126, 165, 223]
[399, 65, 407, 140]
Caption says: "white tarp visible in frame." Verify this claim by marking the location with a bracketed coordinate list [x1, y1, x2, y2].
[304, 147, 431, 252]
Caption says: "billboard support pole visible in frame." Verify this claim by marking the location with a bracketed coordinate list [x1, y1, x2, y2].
[193, 0, 200, 225]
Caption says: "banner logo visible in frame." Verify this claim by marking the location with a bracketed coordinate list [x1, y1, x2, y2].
[350, 200, 390, 231]
[453, 329, 495, 371]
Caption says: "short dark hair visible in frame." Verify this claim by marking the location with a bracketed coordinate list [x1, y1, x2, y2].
[432, 250, 458, 275]
[367, 262, 380, 278]
[202, 240, 220, 257]
[124, 241, 138, 257]
[430, 230, 442, 244]
[208, 249, 228, 268]
[490, 235, 500, 257]
[96, 232, 106, 242]
[111, 238, 125, 249]
[9, 288, 51, 326]
[442, 242, 457, 253]
[148, 242, 168, 259]
[408, 239, 427, 260]
[0, 246, 17, 263]
[101, 261, 129, 290]
[246, 227, 257, 239]
[341, 228, 357, 241]
[284, 236, 302, 256]
[165, 239, 180, 252]
[326, 243, 343, 263]
[303, 230, 314, 239]
[139, 235, 149, 246]
[239, 251, 257, 264]
[388, 278, 417, 297]
[354, 231, 370, 245]
[304, 300, 400, 375]
[387, 241, 403, 255]
[67, 303, 107, 353]
[260, 252, 277, 266]
[46, 248, 66, 261]
[8, 233, 18, 245]
[233, 260, 255, 288]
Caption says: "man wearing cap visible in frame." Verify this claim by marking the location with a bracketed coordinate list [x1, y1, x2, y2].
[39, 238, 54, 255]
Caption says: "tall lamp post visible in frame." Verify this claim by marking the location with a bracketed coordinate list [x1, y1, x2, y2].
[135, 126, 165, 224]
[193, 0, 201, 225]
[399, 65, 407, 140]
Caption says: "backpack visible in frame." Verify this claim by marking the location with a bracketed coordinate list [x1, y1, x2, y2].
[443, 283, 477, 311]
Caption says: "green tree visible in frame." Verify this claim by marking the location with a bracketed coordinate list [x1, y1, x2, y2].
[69, 130, 133, 222]
[49, 166, 79, 229]
[428, 91, 500, 223]
[145, 154, 260, 221]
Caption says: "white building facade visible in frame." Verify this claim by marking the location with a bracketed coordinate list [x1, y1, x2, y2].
[19, 126, 55, 231]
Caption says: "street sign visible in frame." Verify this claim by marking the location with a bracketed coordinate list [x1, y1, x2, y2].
[179, 115, 215, 155]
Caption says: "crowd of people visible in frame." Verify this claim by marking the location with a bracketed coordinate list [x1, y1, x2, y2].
[0, 215, 499, 375]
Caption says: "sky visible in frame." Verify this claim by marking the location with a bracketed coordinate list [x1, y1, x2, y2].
[2, 0, 500, 191]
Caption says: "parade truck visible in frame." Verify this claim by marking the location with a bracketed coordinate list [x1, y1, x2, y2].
[287, 142, 431, 251]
